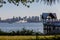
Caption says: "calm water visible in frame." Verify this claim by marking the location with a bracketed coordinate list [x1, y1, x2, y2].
[0, 22, 43, 33]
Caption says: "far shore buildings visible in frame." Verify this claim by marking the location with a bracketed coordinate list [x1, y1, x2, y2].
[41, 13, 60, 34]
[27, 16, 40, 22]
[0, 16, 40, 23]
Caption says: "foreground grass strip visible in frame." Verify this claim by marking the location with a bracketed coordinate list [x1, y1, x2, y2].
[0, 35, 59, 40]
[0, 36, 36, 40]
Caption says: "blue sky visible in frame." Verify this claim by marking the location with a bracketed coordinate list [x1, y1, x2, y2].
[0, 0, 60, 19]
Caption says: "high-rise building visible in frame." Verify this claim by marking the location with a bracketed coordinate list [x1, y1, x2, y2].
[0, 17, 1, 21]
[19, 16, 21, 20]
[35, 16, 39, 22]
[23, 16, 27, 21]
[27, 16, 39, 22]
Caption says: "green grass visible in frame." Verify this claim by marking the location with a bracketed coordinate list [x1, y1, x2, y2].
[0, 35, 60, 40]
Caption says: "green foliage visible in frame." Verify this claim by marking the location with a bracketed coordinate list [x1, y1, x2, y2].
[0, 0, 59, 8]
[7, 0, 35, 8]
[0, 28, 42, 35]
[30, 36, 60, 40]
[0, 0, 6, 7]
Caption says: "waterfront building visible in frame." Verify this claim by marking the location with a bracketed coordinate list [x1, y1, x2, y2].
[43, 21, 60, 34]
[41, 13, 57, 22]
[41, 13, 60, 34]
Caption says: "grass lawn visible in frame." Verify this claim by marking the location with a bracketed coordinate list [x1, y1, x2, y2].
[0, 36, 36, 40]
[0, 35, 60, 40]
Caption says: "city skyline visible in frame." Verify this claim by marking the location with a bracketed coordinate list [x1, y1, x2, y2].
[0, 0, 60, 19]
[0, 15, 40, 23]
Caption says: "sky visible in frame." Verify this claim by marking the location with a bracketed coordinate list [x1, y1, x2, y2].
[0, 0, 60, 19]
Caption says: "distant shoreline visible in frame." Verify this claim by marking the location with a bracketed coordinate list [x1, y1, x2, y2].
[0, 21, 42, 24]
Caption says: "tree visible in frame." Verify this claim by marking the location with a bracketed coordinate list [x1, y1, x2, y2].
[0, 0, 59, 8]
[0, 0, 35, 8]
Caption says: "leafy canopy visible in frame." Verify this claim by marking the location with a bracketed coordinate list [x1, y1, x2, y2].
[0, 0, 59, 8]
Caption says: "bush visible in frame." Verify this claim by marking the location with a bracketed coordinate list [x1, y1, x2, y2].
[0, 28, 42, 35]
